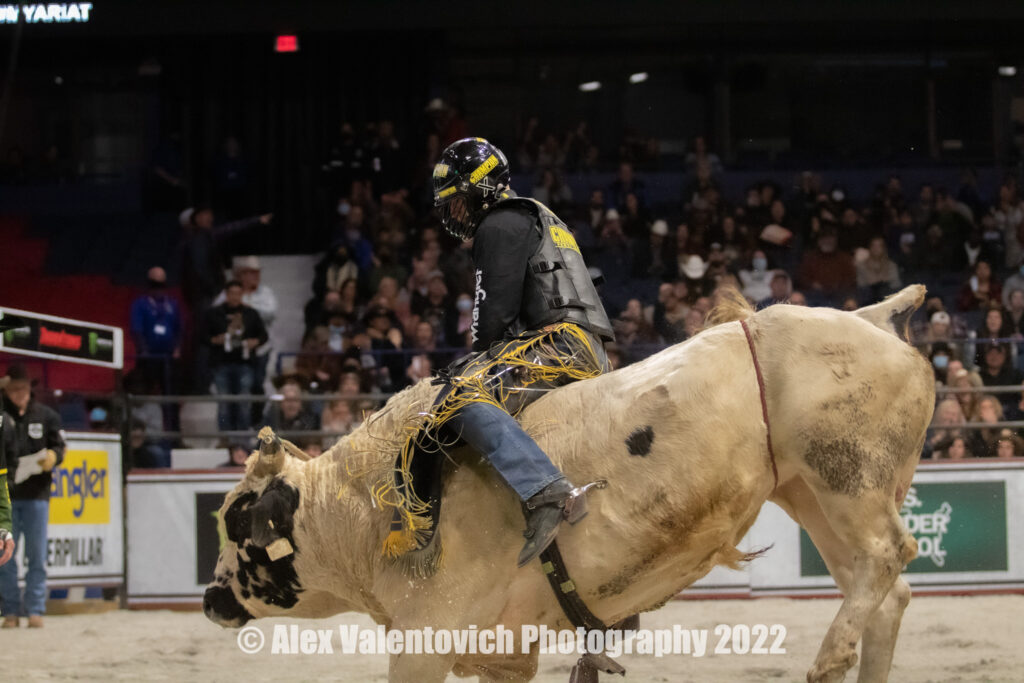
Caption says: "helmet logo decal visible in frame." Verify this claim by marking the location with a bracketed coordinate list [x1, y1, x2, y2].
[469, 155, 499, 184]
[549, 226, 581, 254]
[433, 163, 450, 179]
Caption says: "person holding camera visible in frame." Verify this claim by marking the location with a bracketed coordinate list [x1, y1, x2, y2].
[204, 280, 268, 434]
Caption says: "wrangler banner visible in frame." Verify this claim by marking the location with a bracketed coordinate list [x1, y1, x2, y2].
[8, 433, 124, 586]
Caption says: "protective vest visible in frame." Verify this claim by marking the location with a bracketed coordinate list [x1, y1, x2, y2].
[495, 197, 615, 342]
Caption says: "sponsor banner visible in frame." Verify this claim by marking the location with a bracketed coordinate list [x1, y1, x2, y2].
[800, 481, 1007, 576]
[195, 492, 227, 586]
[8, 433, 124, 585]
[126, 472, 241, 601]
[0, 306, 123, 369]
[691, 462, 1024, 595]
[126, 463, 1024, 603]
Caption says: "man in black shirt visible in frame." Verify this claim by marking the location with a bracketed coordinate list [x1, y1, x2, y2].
[0, 364, 66, 628]
[387, 138, 615, 568]
[180, 206, 271, 392]
[205, 280, 269, 433]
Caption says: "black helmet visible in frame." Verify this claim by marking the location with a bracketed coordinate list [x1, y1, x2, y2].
[432, 137, 511, 240]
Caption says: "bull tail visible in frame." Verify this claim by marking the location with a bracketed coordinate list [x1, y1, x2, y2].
[852, 284, 926, 344]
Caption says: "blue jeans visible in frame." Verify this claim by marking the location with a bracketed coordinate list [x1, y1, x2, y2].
[437, 328, 609, 501]
[446, 402, 563, 500]
[212, 363, 255, 433]
[0, 499, 50, 617]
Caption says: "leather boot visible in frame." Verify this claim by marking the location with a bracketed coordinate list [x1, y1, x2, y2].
[518, 478, 588, 567]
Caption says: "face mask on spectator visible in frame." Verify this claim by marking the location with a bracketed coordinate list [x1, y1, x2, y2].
[337, 200, 351, 216]
[933, 355, 949, 370]
[1018, 265, 1024, 277]
[148, 278, 165, 291]
[832, 189, 845, 202]
[752, 257, 767, 271]
[457, 298, 473, 313]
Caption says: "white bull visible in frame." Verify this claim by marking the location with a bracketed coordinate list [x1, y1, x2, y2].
[204, 285, 934, 683]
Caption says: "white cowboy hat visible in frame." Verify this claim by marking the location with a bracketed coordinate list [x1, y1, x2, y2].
[680, 255, 707, 280]
[233, 255, 262, 271]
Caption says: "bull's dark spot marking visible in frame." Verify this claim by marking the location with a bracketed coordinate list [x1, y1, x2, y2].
[224, 491, 258, 544]
[220, 477, 304, 610]
[626, 426, 655, 456]
[804, 436, 872, 495]
[248, 478, 300, 547]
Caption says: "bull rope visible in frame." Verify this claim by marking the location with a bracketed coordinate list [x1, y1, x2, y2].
[740, 319, 780, 490]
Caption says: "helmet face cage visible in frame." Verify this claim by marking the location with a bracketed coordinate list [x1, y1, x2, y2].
[433, 138, 510, 240]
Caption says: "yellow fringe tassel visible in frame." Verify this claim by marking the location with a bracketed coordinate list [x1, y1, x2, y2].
[374, 322, 603, 558]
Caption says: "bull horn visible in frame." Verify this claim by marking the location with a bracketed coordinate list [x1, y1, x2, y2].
[258, 426, 281, 457]
[256, 426, 285, 475]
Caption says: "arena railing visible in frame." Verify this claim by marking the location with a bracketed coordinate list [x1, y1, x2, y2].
[16, 339, 1024, 442]
[124, 392, 391, 440]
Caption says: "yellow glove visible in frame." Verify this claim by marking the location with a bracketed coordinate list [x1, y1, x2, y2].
[38, 449, 57, 472]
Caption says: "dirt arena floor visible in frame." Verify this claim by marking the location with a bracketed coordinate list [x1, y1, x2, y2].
[0, 595, 1020, 681]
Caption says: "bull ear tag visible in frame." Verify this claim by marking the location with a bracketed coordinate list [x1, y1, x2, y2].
[266, 537, 294, 561]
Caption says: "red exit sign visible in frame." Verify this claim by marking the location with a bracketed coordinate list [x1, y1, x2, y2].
[275, 35, 299, 53]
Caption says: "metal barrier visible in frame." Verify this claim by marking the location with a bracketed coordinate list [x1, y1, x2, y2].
[11, 339, 1024, 457]
[125, 392, 389, 440]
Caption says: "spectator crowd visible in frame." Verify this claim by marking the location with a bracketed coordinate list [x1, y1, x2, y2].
[109, 114, 1024, 465]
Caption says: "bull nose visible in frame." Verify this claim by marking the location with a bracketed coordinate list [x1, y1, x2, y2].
[202, 588, 215, 617]
[203, 585, 253, 626]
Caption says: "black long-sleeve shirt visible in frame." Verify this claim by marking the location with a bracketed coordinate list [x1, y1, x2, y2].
[470, 204, 542, 352]
[2, 397, 66, 501]
[180, 216, 262, 305]
[204, 303, 269, 366]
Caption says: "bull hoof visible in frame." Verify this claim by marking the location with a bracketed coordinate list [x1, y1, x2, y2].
[807, 651, 857, 683]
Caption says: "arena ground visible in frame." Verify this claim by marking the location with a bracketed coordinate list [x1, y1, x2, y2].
[0, 595, 1019, 681]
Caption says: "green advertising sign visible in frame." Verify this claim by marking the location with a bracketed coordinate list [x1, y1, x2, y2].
[801, 481, 1008, 575]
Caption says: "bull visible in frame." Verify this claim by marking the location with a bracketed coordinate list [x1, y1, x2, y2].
[204, 285, 934, 683]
